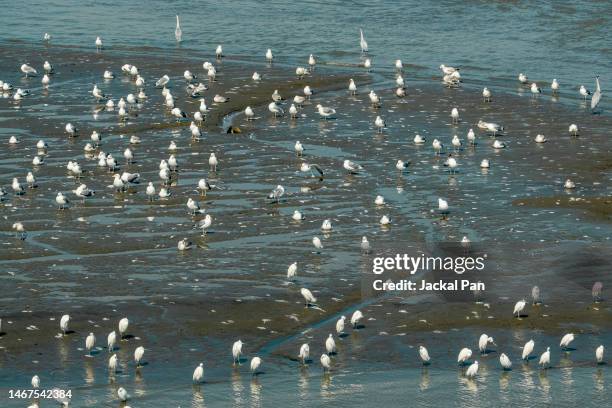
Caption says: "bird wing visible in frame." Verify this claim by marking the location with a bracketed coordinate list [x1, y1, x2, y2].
[591, 91, 601, 109]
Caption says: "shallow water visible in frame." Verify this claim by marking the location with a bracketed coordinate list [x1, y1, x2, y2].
[0, 2, 611, 407]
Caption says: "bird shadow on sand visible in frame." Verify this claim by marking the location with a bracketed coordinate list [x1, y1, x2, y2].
[338, 333, 349, 339]
[515, 313, 529, 319]
[120, 334, 135, 341]
[481, 348, 496, 355]
[352, 324, 366, 330]
[562, 347, 577, 352]
[234, 357, 249, 365]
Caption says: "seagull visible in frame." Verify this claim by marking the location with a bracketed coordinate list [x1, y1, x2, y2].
[292, 210, 304, 221]
[374, 116, 386, 133]
[26, 172, 36, 188]
[568, 124, 579, 137]
[321, 219, 332, 232]
[396, 160, 410, 172]
[117, 387, 128, 402]
[360, 236, 370, 252]
[396, 87, 406, 97]
[171, 107, 187, 121]
[467, 129, 476, 145]
[252, 72, 261, 81]
[294, 141, 304, 156]
[85, 332, 96, 356]
[197, 178, 212, 196]
[175, 15, 182, 42]
[65, 123, 78, 137]
[244, 106, 255, 120]
[438, 198, 449, 218]
[12, 177, 25, 195]
[375, 195, 385, 205]
[43, 32, 51, 41]
[483, 87, 492, 102]
[213, 94, 228, 103]
[178, 238, 192, 251]
[518, 73, 528, 84]
[266, 48, 273, 63]
[12, 222, 26, 240]
[451, 107, 459, 124]
[108, 354, 122, 375]
[395, 59, 403, 71]
[579, 85, 591, 100]
[560, 333, 575, 350]
[134, 346, 145, 367]
[522, 339, 535, 360]
[364, 58, 372, 71]
[451, 135, 462, 150]
[348, 79, 357, 95]
[465, 361, 479, 378]
[73, 184, 95, 203]
[308, 54, 316, 68]
[268, 102, 284, 117]
[296, 66, 308, 79]
[293, 95, 306, 105]
[478, 334, 495, 354]
[209, 153, 218, 172]
[107, 331, 117, 352]
[232, 340, 243, 365]
[316, 104, 336, 119]
[146, 183, 156, 201]
[325, 334, 336, 355]
[419, 346, 431, 365]
[477, 120, 504, 136]
[268, 185, 285, 203]
[350, 310, 363, 328]
[321, 354, 331, 371]
[432, 139, 443, 155]
[300, 162, 324, 178]
[596, 345, 605, 364]
[59, 314, 71, 335]
[414, 134, 425, 144]
[193, 363, 204, 383]
[457, 348, 472, 365]
[56, 192, 69, 210]
[20, 64, 37, 77]
[445, 154, 458, 173]
[564, 179, 576, 189]
[301, 288, 317, 306]
[343, 159, 363, 174]
[368, 90, 380, 107]
[480, 159, 490, 169]
[535, 134, 547, 143]
[591, 76, 602, 112]
[551, 79, 559, 94]
[304, 85, 313, 99]
[440, 64, 458, 75]
[513, 299, 526, 318]
[336, 316, 345, 335]
[530, 82, 542, 97]
[493, 140, 506, 149]
[42, 74, 50, 86]
[43, 60, 53, 73]
[184, 70, 196, 82]
[359, 28, 368, 53]
[299, 344, 309, 364]
[156, 75, 169, 88]
[186, 198, 204, 215]
[289, 104, 298, 118]
[539, 347, 551, 369]
[396, 75, 404, 88]
[95, 36, 103, 50]
[215, 44, 223, 58]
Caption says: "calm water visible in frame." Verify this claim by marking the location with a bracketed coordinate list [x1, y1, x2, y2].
[2, 0, 611, 87]
[0, 1, 611, 407]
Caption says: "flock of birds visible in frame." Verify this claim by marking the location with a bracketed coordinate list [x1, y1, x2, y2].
[1, 24, 608, 406]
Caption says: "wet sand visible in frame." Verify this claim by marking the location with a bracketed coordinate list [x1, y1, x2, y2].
[0, 41, 610, 406]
